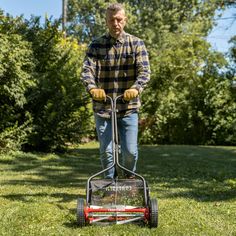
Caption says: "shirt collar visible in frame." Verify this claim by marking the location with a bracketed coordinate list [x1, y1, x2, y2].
[106, 31, 126, 44]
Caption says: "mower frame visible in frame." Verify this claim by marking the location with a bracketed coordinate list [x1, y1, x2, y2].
[77, 95, 158, 227]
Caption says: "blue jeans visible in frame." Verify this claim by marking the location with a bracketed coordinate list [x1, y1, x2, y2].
[95, 112, 138, 179]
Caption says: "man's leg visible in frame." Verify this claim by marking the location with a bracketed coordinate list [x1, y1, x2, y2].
[118, 112, 138, 177]
[94, 114, 115, 179]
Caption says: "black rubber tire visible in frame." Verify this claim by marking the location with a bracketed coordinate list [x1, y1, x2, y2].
[149, 198, 158, 228]
[146, 183, 150, 202]
[77, 198, 86, 227]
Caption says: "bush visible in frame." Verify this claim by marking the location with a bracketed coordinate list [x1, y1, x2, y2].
[23, 19, 93, 151]
[0, 30, 35, 152]
[0, 15, 93, 152]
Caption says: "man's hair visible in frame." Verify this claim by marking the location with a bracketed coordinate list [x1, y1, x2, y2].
[106, 3, 125, 13]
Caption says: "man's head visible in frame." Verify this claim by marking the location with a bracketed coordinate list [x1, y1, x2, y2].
[106, 3, 127, 39]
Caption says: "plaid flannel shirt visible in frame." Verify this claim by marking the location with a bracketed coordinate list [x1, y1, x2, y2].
[81, 32, 150, 118]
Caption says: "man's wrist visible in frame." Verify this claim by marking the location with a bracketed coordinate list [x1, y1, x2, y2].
[87, 85, 97, 93]
[130, 85, 142, 94]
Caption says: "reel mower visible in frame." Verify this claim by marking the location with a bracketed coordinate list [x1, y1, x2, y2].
[76, 95, 158, 227]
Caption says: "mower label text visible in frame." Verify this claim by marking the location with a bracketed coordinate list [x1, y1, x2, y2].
[105, 186, 132, 192]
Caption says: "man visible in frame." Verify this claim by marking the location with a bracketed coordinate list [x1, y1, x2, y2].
[81, 3, 150, 179]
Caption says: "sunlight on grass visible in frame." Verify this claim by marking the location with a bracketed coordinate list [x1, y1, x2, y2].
[0, 144, 236, 235]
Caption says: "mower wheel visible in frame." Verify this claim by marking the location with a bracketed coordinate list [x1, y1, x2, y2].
[77, 198, 86, 227]
[148, 198, 158, 228]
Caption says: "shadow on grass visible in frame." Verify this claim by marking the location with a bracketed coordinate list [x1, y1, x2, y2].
[1, 145, 236, 204]
[2, 192, 84, 203]
[0, 147, 101, 203]
[138, 145, 236, 202]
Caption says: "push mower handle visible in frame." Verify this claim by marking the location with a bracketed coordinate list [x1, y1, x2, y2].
[106, 94, 124, 105]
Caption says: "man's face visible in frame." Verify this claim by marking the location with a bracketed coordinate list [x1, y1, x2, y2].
[106, 9, 126, 38]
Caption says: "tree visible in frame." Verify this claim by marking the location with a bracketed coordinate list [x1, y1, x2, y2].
[66, 0, 222, 43]
[0, 13, 93, 152]
[229, 36, 236, 66]
[22, 18, 93, 151]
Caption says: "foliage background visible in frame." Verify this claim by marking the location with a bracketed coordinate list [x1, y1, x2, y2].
[0, 14, 93, 152]
[67, 0, 236, 145]
[0, 0, 236, 152]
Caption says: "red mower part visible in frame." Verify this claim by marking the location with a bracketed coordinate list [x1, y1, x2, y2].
[84, 206, 150, 225]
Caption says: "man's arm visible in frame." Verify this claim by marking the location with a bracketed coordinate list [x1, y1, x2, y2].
[81, 44, 106, 101]
[81, 44, 98, 92]
[131, 40, 151, 93]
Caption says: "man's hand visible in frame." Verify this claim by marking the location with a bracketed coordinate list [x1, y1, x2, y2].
[124, 88, 139, 101]
[90, 88, 106, 101]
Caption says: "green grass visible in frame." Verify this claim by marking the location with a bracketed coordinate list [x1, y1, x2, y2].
[0, 143, 236, 236]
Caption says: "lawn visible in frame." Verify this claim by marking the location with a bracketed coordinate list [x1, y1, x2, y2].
[0, 143, 236, 236]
